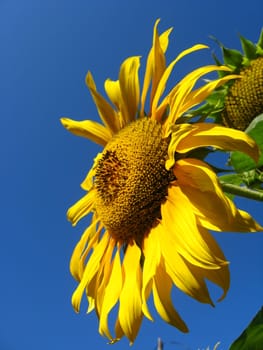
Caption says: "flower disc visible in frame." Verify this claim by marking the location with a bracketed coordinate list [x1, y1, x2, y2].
[95, 118, 174, 243]
[223, 57, 263, 130]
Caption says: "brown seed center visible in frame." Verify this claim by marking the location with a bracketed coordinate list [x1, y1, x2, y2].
[94, 118, 174, 243]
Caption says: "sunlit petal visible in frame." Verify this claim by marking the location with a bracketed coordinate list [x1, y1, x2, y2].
[67, 189, 96, 226]
[69, 217, 99, 281]
[153, 263, 188, 332]
[86, 71, 120, 133]
[161, 185, 228, 268]
[158, 222, 213, 304]
[142, 224, 161, 320]
[99, 246, 123, 340]
[60, 117, 111, 146]
[174, 158, 262, 231]
[176, 123, 260, 162]
[118, 243, 143, 343]
[140, 19, 173, 116]
[71, 232, 110, 312]
[119, 56, 140, 123]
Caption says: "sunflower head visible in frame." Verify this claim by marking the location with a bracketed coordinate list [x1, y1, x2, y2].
[193, 29, 263, 130]
[60, 20, 262, 344]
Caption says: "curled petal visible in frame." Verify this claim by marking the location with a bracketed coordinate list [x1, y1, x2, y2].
[151, 44, 209, 120]
[176, 123, 260, 163]
[166, 66, 236, 125]
[158, 222, 213, 304]
[161, 185, 228, 268]
[174, 158, 263, 232]
[67, 189, 96, 226]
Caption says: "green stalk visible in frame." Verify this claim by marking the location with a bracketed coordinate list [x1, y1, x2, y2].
[220, 181, 263, 201]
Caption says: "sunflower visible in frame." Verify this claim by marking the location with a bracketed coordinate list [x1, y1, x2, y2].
[61, 20, 262, 344]
[194, 29, 263, 130]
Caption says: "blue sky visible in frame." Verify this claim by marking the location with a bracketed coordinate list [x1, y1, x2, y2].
[1, 1, 263, 349]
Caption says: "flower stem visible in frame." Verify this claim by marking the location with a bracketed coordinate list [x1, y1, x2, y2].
[220, 182, 263, 201]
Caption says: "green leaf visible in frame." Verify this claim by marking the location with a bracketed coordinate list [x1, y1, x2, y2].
[229, 307, 263, 350]
[230, 114, 263, 172]
[219, 173, 243, 185]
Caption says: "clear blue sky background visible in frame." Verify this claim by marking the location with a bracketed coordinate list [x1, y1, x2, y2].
[1, 1, 262, 349]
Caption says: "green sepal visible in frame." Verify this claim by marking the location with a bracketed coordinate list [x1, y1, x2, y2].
[229, 307, 263, 350]
[230, 114, 263, 172]
[256, 28, 263, 54]
[222, 47, 243, 71]
[239, 35, 257, 61]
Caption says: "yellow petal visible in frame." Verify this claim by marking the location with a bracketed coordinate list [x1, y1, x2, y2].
[86, 71, 120, 133]
[67, 189, 96, 226]
[71, 232, 110, 313]
[81, 154, 102, 191]
[165, 123, 194, 169]
[152, 263, 188, 332]
[118, 243, 143, 343]
[113, 318, 124, 343]
[161, 185, 227, 269]
[119, 56, 140, 124]
[175, 123, 260, 163]
[181, 74, 239, 113]
[140, 19, 173, 117]
[149, 19, 167, 109]
[69, 217, 99, 281]
[151, 44, 208, 120]
[95, 238, 115, 317]
[195, 226, 230, 301]
[99, 246, 123, 340]
[175, 158, 263, 232]
[141, 224, 161, 320]
[158, 221, 213, 304]
[60, 117, 111, 146]
[167, 66, 235, 124]
[104, 79, 125, 126]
